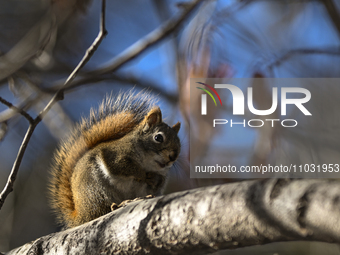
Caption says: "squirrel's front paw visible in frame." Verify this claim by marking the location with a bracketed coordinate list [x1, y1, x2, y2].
[111, 195, 155, 211]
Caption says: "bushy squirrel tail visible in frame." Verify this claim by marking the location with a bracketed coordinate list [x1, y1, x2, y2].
[48, 89, 156, 226]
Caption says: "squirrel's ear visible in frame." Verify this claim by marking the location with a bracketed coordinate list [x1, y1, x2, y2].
[172, 122, 181, 134]
[143, 107, 162, 132]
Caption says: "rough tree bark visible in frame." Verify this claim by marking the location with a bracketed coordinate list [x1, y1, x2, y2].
[5, 179, 340, 255]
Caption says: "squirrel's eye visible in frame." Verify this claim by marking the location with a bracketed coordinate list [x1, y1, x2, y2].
[154, 134, 164, 143]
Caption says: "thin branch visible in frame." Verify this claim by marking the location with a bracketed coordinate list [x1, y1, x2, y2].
[45, 0, 203, 101]
[70, 0, 204, 84]
[321, 0, 340, 39]
[0, 97, 34, 123]
[0, 124, 37, 209]
[0, 72, 45, 123]
[64, 0, 107, 86]
[38, 0, 108, 121]
[0, 0, 107, 211]
[266, 47, 340, 70]
[46, 73, 179, 103]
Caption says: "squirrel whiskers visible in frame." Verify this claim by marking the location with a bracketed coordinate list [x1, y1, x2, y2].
[49, 90, 181, 228]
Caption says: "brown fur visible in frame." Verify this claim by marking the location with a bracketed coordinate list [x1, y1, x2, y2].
[49, 90, 157, 226]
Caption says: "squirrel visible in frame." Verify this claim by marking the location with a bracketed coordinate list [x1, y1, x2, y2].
[49, 90, 181, 228]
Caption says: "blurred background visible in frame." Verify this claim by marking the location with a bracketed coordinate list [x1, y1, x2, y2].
[1, 0, 340, 254]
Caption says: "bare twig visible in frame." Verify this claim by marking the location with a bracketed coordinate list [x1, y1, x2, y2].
[0, 124, 37, 209]
[321, 0, 340, 39]
[45, 0, 202, 101]
[48, 73, 179, 103]
[69, 0, 203, 84]
[34, 0, 201, 103]
[266, 47, 340, 70]
[0, 75, 48, 123]
[0, 97, 34, 123]
[0, 0, 107, 211]
[64, 0, 107, 86]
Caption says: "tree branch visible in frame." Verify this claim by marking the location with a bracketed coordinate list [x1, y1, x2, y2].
[0, 97, 34, 123]
[66, 0, 203, 87]
[46, 73, 179, 103]
[63, 0, 107, 86]
[37, 0, 202, 104]
[6, 179, 340, 254]
[0, 124, 37, 210]
[0, 0, 107, 211]
[42, 0, 203, 104]
[266, 47, 340, 70]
